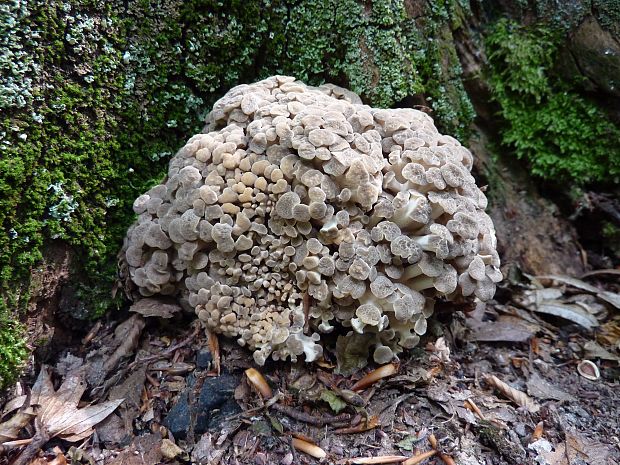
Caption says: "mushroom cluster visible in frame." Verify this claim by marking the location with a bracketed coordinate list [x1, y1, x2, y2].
[121, 76, 501, 366]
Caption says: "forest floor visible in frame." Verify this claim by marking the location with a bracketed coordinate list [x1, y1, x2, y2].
[1, 274, 620, 465]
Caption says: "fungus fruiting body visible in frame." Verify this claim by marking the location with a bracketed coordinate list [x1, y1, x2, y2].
[121, 76, 501, 366]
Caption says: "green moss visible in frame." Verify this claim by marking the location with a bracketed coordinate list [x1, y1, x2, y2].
[0, 309, 27, 388]
[593, 0, 620, 35]
[485, 19, 620, 185]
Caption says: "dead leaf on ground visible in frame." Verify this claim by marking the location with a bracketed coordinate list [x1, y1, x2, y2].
[530, 301, 599, 329]
[467, 318, 535, 342]
[103, 314, 145, 373]
[597, 317, 620, 349]
[107, 432, 164, 465]
[1, 366, 123, 447]
[129, 297, 182, 318]
[540, 430, 615, 465]
[1, 395, 27, 418]
[537, 275, 620, 310]
[0, 412, 34, 443]
[35, 366, 124, 442]
[486, 375, 540, 413]
[526, 373, 575, 402]
[583, 341, 620, 361]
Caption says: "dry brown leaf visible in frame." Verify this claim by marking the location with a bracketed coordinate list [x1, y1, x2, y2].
[2, 366, 123, 447]
[583, 340, 620, 361]
[534, 302, 599, 329]
[468, 319, 535, 342]
[1, 395, 27, 418]
[537, 275, 620, 310]
[103, 315, 145, 373]
[486, 375, 540, 413]
[0, 412, 34, 443]
[39, 367, 123, 440]
[540, 431, 611, 465]
[129, 297, 182, 318]
[526, 373, 575, 402]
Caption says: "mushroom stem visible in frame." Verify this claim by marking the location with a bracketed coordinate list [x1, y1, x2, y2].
[391, 194, 428, 230]
[401, 264, 423, 280]
[430, 203, 444, 219]
[409, 275, 435, 291]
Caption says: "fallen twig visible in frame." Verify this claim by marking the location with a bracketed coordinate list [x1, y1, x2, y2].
[12, 419, 50, 465]
[129, 322, 200, 369]
[271, 403, 351, 426]
[428, 434, 456, 465]
[349, 455, 408, 464]
[464, 398, 485, 420]
[403, 450, 437, 465]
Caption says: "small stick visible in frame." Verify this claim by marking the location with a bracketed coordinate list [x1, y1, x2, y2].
[350, 456, 408, 464]
[271, 403, 351, 426]
[428, 434, 457, 465]
[12, 419, 50, 465]
[403, 450, 437, 465]
[464, 399, 485, 420]
[0, 438, 33, 448]
[129, 322, 200, 369]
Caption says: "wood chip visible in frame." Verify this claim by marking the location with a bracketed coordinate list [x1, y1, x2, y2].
[486, 375, 541, 413]
[403, 450, 437, 465]
[351, 363, 398, 391]
[244, 368, 273, 399]
[292, 437, 326, 459]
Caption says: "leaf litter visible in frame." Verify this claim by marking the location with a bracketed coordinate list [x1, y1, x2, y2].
[1, 271, 620, 464]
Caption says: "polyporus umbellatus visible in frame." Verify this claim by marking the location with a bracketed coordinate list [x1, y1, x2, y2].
[120, 76, 501, 368]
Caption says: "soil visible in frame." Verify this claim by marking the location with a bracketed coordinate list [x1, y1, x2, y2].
[1, 277, 619, 465]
